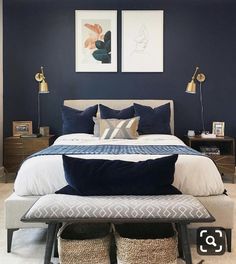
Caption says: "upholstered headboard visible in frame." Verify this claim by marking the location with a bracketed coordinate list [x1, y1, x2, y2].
[64, 99, 174, 134]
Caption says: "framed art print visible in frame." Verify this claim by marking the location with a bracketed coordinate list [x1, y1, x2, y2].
[122, 10, 163, 72]
[75, 10, 117, 72]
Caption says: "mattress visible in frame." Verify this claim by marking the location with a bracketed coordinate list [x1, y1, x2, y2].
[14, 134, 224, 196]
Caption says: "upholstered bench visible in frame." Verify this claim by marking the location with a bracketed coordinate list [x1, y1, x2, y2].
[21, 194, 215, 264]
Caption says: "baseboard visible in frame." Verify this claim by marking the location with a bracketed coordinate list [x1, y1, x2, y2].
[0, 166, 5, 177]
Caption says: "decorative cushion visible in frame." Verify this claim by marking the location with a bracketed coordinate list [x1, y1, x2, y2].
[56, 154, 181, 196]
[93, 117, 100, 137]
[62, 105, 98, 134]
[99, 117, 140, 139]
[133, 103, 171, 135]
[22, 194, 213, 221]
[99, 104, 134, 119]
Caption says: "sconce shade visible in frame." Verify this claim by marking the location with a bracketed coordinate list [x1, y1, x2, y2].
[39, 79, 49, 93]
[186, 80, 196, 94]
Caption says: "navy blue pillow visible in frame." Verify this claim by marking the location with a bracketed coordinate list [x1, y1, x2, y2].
[99, 104, 134, 119]
[133, 103, 171, 135]
[56, 154, 181, 196]
[62, 105, 98, 134]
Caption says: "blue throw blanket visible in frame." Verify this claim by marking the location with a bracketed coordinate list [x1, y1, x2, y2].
[29, 144, 203, 158]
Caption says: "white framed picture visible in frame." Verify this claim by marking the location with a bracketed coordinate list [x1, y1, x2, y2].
[212, 122, 225, 137]
[122, 10, 164, 72]
[75, 10, 117, 72]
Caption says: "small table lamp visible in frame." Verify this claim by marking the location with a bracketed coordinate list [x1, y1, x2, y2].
[186, 66, 207, 134]
[35, 66, 49, 134]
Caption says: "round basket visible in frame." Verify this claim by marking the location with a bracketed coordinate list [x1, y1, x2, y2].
[115, 224, 178, 264]
[58, 223, 111, 264]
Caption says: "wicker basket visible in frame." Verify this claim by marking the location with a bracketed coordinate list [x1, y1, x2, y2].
[114, 223, 178, 264]
[57, 223, 111, 264]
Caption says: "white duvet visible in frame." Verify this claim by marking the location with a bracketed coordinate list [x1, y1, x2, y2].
[14, 134, 224, 196]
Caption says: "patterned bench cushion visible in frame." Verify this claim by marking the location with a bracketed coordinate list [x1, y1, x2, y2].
[22, 194, 214, 223]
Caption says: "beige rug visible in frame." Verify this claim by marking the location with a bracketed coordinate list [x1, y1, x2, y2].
[0, 180, 235, 264]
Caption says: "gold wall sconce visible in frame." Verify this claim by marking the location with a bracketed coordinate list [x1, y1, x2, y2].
[186, 66, 207, 134]
[35, 66, 49, 94]
[35, 66, 50, 133]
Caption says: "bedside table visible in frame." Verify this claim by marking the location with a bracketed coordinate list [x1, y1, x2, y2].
[3, 135, 55, 180]
[185, 136, 235, 183]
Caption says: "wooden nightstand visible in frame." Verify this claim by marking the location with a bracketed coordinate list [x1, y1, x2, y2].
[3, 135, 55, 178]
[185, 136, 235, 183]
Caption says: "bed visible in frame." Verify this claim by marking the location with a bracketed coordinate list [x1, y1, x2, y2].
[5, 99, 234, 252]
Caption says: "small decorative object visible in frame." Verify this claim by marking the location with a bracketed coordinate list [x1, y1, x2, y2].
[39, 126, 50, 136]
[13, 121, 33, 137]
[201, 132, 216, 138]
[212, 122, 225, 137]
[75, 10, 117, 72]
[187, 130, 195, 137]
[122, 10, 163, 72]
[35, 66, 50, 134]
[185, 66, 207, 136]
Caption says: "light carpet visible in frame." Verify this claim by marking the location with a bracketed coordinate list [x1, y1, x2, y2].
[0, 180, 235, 264]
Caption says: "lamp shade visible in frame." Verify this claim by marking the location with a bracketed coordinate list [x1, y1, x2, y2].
[185, 80, 196, 94]
[39, 79, 49, 93]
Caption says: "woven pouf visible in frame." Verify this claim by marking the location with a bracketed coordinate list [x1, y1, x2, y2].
[115, 224, 178, 264]
[58, 223, 111, 264]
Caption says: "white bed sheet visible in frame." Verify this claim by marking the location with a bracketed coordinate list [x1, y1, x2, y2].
[14, 134, 224, 196]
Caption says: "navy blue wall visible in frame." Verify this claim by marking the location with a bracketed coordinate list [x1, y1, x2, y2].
[3, 0, 236, 137]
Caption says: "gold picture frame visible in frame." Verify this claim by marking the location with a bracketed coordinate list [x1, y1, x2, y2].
[12, 121, 33, 137]
[212, 122, 225, 137]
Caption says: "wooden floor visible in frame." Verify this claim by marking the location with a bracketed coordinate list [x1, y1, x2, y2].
[0, 174, 235, 264]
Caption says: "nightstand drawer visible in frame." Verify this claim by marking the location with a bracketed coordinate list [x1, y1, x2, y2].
[4, 146, 24, 155]
[210, 155, 235, 174]
[3, 135, 55, 174]
[23, 139, 49, 155]
[3, 155, 25, 173]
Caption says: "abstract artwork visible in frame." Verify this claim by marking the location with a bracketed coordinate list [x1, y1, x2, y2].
[75, 10, 117, 72]
[122, 10, 163, 72]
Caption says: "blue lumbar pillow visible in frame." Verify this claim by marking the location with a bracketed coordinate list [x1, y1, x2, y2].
[133, 103, 171, 134]
[62, 105, 98, 134]
[99, 104, 135, 119]
[56, 154, 181, 196]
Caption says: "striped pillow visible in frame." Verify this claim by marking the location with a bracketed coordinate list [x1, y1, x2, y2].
[93, 117, 100, 137]
[99, 117, 140, 139]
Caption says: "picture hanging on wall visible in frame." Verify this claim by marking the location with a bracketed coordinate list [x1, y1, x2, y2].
[75, 10, 117, 72]
[122, 10, 164, 72]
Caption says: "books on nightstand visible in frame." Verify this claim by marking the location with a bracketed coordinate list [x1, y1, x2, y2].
[200, 146, 220, 155]
[20, 134, 41, 138]
[201, 133, 216, 138]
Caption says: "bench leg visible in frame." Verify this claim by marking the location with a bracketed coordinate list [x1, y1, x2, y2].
[175, 224, 184, 258]
[53, 235, 58, 258]
[53, 224, 60, 258]
[44, 223, 57, 264]
[178, 223, 192, 264]
[225, 229, 232, 252]
[7, 228, 19, 253]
